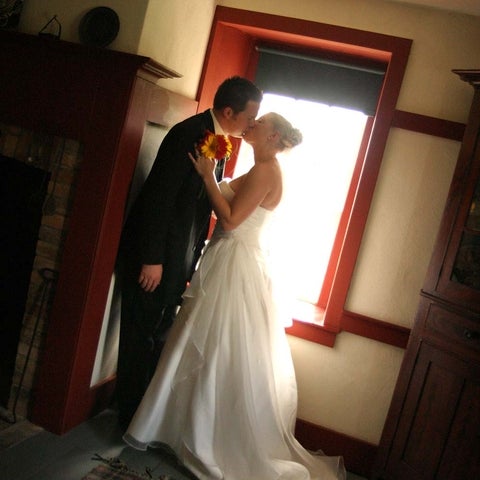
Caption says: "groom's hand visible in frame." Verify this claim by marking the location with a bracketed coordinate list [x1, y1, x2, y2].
[139, 264, 163, 292]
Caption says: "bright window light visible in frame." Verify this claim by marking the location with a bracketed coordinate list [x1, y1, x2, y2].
[234, 93, 368, 305]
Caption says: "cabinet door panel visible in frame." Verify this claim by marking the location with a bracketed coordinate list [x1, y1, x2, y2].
[385, 342, 478, 479]
[436, 380, 480, 479]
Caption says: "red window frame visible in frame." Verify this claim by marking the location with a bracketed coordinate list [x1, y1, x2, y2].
[198, 6, 412, 348]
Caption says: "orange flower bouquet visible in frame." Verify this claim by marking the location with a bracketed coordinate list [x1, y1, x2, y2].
[198, 130, 232, 160]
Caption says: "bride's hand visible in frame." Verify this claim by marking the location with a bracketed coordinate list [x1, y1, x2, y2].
[189, 151, 216, 179]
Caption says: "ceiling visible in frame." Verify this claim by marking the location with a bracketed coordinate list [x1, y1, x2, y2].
[387, 0, 480, 16]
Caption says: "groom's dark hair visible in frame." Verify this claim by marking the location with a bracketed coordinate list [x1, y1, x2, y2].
[213, 76, 263, 114]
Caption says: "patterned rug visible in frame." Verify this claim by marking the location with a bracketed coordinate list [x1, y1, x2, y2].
[81, 455, 176, 480]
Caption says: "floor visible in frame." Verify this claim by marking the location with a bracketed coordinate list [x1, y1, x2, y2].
[0, 409, 367, 480]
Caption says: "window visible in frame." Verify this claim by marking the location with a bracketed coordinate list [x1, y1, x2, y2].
[235, 93, 367, 312]
[199, 6, 412, 346]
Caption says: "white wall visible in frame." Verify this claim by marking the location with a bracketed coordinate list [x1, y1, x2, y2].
[137, 0, 217, 97]
[17, 0, 480, 444]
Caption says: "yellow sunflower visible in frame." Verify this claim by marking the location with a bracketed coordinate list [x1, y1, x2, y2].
[198, 131, 232, 160]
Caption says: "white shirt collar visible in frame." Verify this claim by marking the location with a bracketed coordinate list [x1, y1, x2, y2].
[210, 109, 226, 136]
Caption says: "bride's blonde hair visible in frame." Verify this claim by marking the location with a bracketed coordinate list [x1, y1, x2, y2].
[268, 112, 303, 151]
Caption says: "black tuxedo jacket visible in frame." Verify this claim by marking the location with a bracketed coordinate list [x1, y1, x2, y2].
[119, 110, 225, 305]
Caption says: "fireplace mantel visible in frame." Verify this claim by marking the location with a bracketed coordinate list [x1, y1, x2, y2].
[0, 30, 193, 434]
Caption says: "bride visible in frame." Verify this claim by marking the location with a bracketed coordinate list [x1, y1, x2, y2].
[123, 112, 346, 480]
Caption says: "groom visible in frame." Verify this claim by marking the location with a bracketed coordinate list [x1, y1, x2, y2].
[116, 76, 262, 429]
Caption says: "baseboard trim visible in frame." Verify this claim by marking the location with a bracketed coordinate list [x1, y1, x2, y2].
[295, 418, 377, 478]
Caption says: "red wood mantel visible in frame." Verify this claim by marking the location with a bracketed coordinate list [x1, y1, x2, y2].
[0, 30, 183, 434]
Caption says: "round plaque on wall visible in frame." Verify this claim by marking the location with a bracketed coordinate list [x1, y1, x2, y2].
[79, 6, 120, 47]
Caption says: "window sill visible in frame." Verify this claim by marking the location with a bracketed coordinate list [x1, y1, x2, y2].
[285, 301, 338, 348]
[284, 302, 410, 349]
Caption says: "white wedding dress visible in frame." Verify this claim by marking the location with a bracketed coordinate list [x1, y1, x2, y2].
[124, 181, 346, 480]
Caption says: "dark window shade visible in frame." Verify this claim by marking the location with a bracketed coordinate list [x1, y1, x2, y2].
[255, 48, 386, 115]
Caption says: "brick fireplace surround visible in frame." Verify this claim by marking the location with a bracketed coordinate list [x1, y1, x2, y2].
[0, 125, 83, 417]
[0, 30, 197, 434]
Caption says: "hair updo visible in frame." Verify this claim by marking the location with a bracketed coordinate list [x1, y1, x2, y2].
[268, 112, 303, 151]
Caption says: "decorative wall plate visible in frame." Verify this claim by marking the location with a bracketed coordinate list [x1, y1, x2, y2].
[79, 6, 119, 47]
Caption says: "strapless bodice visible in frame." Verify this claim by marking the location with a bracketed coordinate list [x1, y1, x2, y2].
[210, 180, 273, 246]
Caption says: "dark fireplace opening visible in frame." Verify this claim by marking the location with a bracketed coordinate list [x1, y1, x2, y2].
[0, 154, 50, 407]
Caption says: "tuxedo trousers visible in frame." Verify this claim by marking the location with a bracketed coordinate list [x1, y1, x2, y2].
[116, 273, 177, 430]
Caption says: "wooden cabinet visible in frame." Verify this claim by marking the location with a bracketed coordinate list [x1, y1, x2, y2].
[372, 70, 480, 479]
